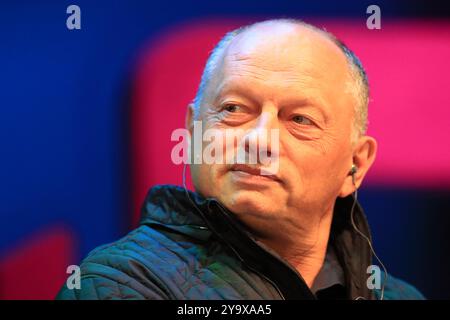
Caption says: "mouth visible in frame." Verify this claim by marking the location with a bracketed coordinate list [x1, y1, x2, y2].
[229, 164, 281, 183]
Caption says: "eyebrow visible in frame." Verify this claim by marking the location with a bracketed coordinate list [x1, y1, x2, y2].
[214, 80, 330, 121]
[213, 82, 260, 106]
[282, 96, 329, 114]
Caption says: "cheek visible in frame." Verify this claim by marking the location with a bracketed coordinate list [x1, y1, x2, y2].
[283, 137, 349, 193]
[191, 163, 226, 198]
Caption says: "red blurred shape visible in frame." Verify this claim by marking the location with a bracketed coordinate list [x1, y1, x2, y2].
[0, 226, 75, 300]
[323, 20, 450, 188]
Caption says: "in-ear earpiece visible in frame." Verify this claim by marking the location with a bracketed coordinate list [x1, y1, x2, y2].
[350, 164, 358, 186]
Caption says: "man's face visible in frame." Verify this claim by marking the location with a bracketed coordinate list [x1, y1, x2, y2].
[189, 23, 358, 229]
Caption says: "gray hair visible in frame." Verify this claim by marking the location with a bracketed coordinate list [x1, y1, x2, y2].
[193, 19, 369, 139]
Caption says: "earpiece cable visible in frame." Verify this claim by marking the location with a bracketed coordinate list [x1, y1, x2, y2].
[350, 187, 388, 300]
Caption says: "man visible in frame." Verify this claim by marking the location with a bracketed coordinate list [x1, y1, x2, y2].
[57, 19, 424, 300]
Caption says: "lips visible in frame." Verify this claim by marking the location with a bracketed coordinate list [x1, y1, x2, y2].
[230, 164, 281, 182]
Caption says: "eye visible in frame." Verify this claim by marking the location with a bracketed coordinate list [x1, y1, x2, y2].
[292, 115, 313, 126]
[223, 104, 240, 113]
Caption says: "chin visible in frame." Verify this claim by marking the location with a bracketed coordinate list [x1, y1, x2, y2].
[222, 190, 279, 218]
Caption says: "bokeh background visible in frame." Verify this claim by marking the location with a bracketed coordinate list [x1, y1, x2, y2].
[1, 0, 449, 299]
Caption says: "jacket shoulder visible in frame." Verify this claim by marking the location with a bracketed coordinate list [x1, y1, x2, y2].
[375, 272, 425, 300]
[56, 225, 179, 300]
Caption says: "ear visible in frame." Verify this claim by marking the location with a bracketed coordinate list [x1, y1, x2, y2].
[186, 103, 195, 135]
[338, 135, 377, 198]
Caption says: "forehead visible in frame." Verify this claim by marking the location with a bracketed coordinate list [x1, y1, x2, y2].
[228, 23, 346, 69]
[211, 23, 353, 110]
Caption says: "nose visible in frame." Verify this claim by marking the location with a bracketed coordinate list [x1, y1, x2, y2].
[242, 107, 279, 166]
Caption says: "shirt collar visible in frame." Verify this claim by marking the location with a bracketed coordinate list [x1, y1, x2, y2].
[311, 245, 345, 294]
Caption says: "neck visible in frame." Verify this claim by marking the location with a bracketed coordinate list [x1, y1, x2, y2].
[254, 206, 334, 288]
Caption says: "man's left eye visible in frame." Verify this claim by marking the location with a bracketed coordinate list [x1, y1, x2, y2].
[292, 115, 313, 125]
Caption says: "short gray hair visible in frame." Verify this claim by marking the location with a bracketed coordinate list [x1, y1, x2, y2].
[193, 19, 369, 138]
